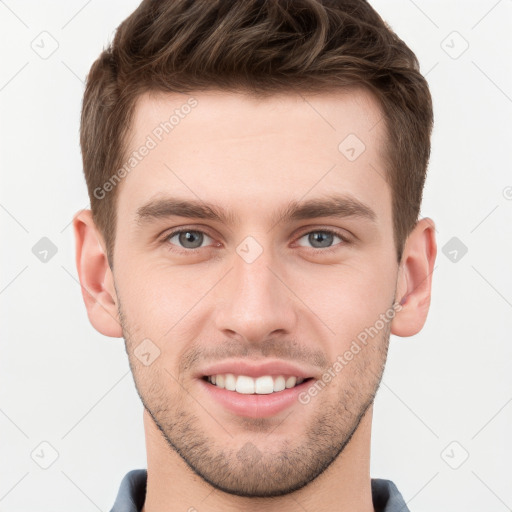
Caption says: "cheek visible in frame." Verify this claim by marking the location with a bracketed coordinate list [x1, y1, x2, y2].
[296, 262, 396, 348]
[117, 263, 217, 374]
[117, 261, 194, 333]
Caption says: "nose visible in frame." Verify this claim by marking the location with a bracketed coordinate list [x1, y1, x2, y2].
[214, 242, 298, 345]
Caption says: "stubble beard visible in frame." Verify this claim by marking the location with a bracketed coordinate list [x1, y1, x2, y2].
[118, 297, 391, 498]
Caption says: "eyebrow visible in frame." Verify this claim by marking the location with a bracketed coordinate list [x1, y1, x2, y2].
[135, 193, 377, 229]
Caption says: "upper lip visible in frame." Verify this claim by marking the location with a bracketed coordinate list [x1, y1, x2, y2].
[197, 359, 318, 380]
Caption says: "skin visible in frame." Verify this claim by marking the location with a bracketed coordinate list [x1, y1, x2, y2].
[73, 87, 437, 512]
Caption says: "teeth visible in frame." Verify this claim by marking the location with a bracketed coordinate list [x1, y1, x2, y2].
[285, 376, 297, 389]
[207, 374, 307, 394]
[274, 375, 286, 392]
[254, 375, 273, 394]
[236, 375, 255, 394]
[225, 373, 236, 391]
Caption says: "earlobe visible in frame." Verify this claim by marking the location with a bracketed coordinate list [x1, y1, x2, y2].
[391, 217, 437, 337]
[72, 209, 123, 338]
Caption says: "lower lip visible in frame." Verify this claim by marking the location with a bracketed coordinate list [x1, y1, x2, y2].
[198, 378, 314, 418]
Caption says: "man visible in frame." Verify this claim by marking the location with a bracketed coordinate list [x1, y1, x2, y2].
[73, 0, 437, 510]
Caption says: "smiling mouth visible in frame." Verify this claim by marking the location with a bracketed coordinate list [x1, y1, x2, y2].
[202, 374, 314, 394]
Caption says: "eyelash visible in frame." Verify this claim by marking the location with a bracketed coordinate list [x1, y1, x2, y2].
[160, 227, 351, 255]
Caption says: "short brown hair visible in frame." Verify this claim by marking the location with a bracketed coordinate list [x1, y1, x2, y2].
[80, 0, 433, 268]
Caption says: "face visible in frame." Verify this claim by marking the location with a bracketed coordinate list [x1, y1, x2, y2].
[112, 88, 399, 497]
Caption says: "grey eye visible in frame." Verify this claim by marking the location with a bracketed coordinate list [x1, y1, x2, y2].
[167, 230, 213, 250]
[296, 230, 343, 249]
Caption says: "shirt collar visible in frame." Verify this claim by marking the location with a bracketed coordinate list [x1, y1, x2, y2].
[110, 469, 410, 512]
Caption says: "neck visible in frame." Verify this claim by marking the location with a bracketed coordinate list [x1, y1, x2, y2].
[141, 406, 375, 512]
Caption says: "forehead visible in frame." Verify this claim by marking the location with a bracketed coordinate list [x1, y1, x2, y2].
[128, 86, 385, 149]
[116, 87, 391, 229]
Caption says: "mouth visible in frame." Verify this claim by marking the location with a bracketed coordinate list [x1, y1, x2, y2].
[202, 374, 315, 395]
[196, 359, 319, 418]
[198, 373, 316, 418]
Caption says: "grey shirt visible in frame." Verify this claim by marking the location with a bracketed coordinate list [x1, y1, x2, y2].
[110, 469, 410, 511]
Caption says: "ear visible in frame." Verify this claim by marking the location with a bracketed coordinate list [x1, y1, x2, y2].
[391, 217, 437, 337]
[72, 209, 123, 338]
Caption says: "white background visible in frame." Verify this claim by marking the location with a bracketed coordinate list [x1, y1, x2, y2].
[1, 0, 511, 510]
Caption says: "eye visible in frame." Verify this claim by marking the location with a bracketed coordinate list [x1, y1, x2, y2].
[161, 227, 351, 255]
[164, 229, 215, 252]
[295, 229, 349, 251]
